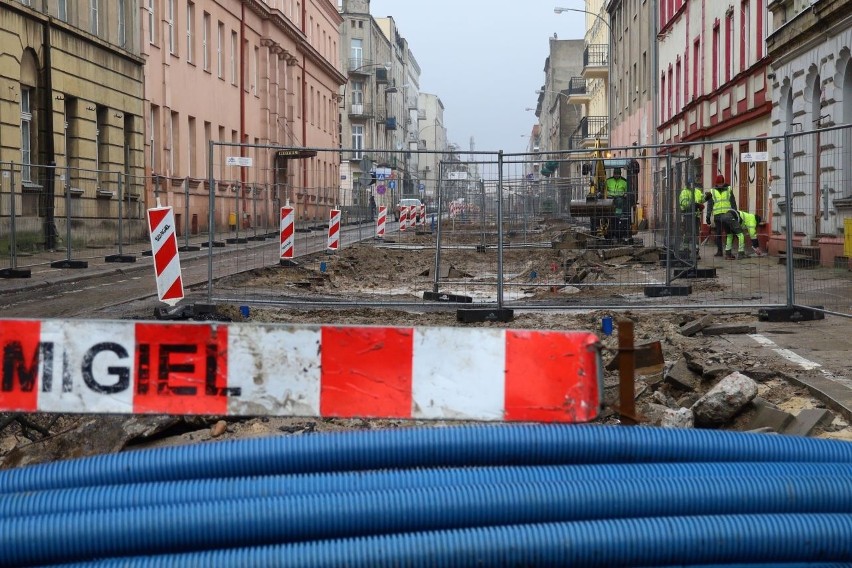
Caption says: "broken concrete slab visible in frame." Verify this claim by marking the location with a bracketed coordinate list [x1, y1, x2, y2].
[702, 365, 733, 381]
[782, 408, 835, 437]
[642, 403, 695, 428]
[742, 405, 794, 433]
[679, 315, 714, 337]
[598, 246, 636, 260]
[1, 415, 180, 470]
[692, 371, 759, 426]
[665, 358, 703, 392]
[701, 324, 758, 336]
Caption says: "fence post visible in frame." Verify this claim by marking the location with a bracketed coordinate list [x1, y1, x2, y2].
[179, 177, 200, 252]
[105, 171, 136, 263]
[0, 163, 31, 278]
[783, 131, 796, 309]
[51, 162, 87, 268]
[207, 141, 215, 302]
[432, 161, 444, 294]
[497, 150, 505, 309]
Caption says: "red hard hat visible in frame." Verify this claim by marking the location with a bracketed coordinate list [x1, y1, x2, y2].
[715, 175, 726, 185]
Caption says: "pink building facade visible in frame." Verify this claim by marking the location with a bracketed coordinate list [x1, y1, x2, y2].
[657, 0, 771, 219]
[144, 0, 345, 234]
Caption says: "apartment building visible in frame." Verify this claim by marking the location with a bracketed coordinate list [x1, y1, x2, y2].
[0, 0, 145, 248]
[338, 0, 421, 211]
[144, 0, 345, 232]
[766, 0, 852, 266]
[416, 92, 447, 204]
[656, 0, 771, 219]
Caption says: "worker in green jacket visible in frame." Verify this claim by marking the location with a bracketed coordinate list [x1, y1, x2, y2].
[732, 210, 766, 257]
[605, 168, 629, 240]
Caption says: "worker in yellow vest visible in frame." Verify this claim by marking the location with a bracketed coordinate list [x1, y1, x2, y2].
[605, 168, 629, 241]
[704, 175, 744, 259]
[679, 178, 704, 256]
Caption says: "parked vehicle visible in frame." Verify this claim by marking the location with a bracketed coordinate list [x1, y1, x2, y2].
[394, 198, 423, 222]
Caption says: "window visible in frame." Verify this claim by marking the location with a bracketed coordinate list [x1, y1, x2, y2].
[20, 88, 32, 181]
[253, 46, 259, 94]
[230, 31, 237, 84]
[202, 12, 210, 71]
[186, 2, 195, 63]
[169, 111, 178, 175]
[217, 22, 223, 78]
[756, 0, 765, 60]
[96, 106, 106, 176]
[350, 38, 363, 67]
[712, 23, 720, 90]
[693, 39, 701, 96]
[725, 12, 733, 82]
[167, 0, 175, 54]
[740, 0, 750, 72]
[352, 80, 364, 105]
[150, 104, 160, 173]
[118, 0, 126, 47]
[21, 0, 31, 6]
[90, 0, 99, 35]
[58, 0, 67, 21]
[148, 0, 156, 44]
[352, 124, 364, 159]
[660, 74, 666, 121]
[675, 59, 681, 113]
[204, 121, 211, 173]
[188, 116, 197, 177]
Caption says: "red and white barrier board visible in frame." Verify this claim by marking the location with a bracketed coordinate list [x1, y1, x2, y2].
[0, 320, 602, 422]
[399, 206, 408, 232]
[376, 205, 387, 238]
[420, 203, 426, 226]
[147, 206, 184, 306]
[280, 206, 295, 260]
[327, 209, 341, 251]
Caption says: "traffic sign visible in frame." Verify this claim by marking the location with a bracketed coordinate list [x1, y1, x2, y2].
[389, 180, 396, 190]
[419, 183, 425, 190]
[377, 184, 386, 195]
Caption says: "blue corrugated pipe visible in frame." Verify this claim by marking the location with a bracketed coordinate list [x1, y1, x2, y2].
[3, 424, 852, 494]
[37, 514, 852, 567]
[4, 475, 852, 564]
[3, 424, 852, 567]
[2, 461, 852, 518]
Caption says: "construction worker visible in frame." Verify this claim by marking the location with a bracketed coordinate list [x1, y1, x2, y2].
[678, 178, 704, 256]
[704, 175, 744, 259]
[732, 210, 766, 257]
[605, 167, 629, 241]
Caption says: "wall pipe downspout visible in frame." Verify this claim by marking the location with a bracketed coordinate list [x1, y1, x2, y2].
[301, 2, 308, 210]
[240, 1, 247, 220]
[42, 17, 58, 250]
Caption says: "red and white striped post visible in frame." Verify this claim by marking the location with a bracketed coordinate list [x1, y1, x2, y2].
[376, 205, 387, 239]
[147, 204, 184, 306]
[407, 206, 416, 229]
[279, 205, 297, 266]
[327, 208, 341, 252]
[420, 203, 426, 227]
[399, 205, 408, 232]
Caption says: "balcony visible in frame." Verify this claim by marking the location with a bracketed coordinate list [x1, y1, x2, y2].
[348, 103, 375, 119]
[582, 44, 609, 80]
[569, 116, 608, 149]
[347, 58, 374, 75]
[566, 77, 590, 105]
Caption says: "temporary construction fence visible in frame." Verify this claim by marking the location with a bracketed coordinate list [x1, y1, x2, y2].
[0, 131, 848, 317]
[197, 136, 847, 317]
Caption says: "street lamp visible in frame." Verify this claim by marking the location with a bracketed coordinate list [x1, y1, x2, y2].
[553, 6, 611, 31]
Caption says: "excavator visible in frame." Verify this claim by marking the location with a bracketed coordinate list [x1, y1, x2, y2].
[580, 141, 639, 244]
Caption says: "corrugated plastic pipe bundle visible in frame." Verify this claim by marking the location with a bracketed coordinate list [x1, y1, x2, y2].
[2, 424, 852, 567]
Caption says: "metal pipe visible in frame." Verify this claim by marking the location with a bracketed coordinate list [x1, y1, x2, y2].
[618, 319, 636, 425]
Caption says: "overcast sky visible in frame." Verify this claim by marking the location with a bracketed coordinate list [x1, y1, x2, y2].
[366, 0, 586, 154]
